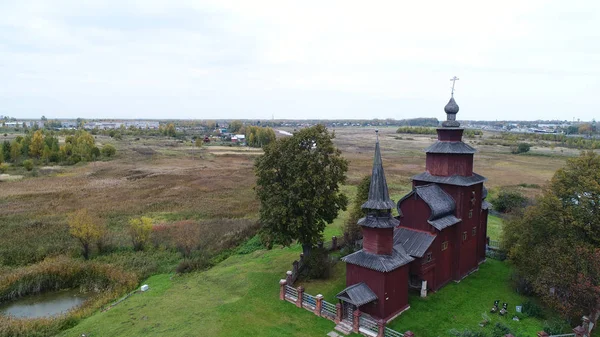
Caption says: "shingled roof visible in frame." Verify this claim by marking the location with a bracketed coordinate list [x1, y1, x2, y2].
[393, 227, 436, 258]
[428, 214, 461, 230]
[361, 137, 396, 210]
[425, 141, 476, 154]
[358, 215, 400, 229]
[336, 282, 378, 306]
[398, 184, 462, 231]
[342, 245, 414, 272]
[412, 172, 487, 187]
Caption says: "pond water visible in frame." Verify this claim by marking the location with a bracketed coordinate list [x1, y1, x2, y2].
[0, 289, 91, 319]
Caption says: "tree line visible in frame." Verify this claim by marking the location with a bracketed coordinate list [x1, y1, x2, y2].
[0, 130, 116, 168]
[245, 126, 276, 148]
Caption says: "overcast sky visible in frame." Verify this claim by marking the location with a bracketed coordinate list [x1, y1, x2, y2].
[1, 0, 599, 121]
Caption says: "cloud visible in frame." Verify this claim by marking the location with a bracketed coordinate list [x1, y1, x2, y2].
[0, 0, 599, 120]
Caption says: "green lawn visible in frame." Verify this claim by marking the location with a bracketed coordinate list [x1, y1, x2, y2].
[58, 245, 337, 337]
[302, 259, 549, 337]
[487, 215, 504, 241]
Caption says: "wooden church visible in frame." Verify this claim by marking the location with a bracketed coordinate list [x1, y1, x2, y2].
[336, 94, 490, 322]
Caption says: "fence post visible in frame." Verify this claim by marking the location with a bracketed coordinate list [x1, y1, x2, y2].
[335, 303, 342, 324]
[582, 316, 591, 337]
[296, 286, 304, 308]
[318, 241, 324, 249]
[377, 319, 385, 337]
[279, 279, 287, 301]
[573, 325, 586, 337]
[286, 270, 293, 284]
[332, 236, 338, 251]
[315, 294, 323, 316]
[537, 332, 549, 337]
[405, 331, 415, 337]
[353, 309, 361, 333]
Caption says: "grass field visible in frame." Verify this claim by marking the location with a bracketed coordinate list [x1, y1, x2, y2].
[57, 244, 339, 337]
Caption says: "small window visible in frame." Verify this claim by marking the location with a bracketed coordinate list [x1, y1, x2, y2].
[463, 232, 467, 241]
[441, 241, 448, 251]
[468, 210, 473, 219]
[472, 227, 477, 236]
[426, 252, 432, 262]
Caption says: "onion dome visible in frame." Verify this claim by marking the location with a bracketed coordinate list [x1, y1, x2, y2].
[442, 97, 461, 127]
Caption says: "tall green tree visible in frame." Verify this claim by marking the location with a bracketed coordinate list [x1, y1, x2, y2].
[254, 124, 348, 256]
[503, 151, 600, 327]
[343, 175, 371, 245]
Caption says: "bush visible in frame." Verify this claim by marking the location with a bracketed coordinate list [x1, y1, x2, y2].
[543, 318, 571, 335]
[522, 299, 544, 318]
[128, 217, 153, 251]
[491, 189, 528, 213]
[491, 322, 511, 337]
[0, 164, 7, 173]
[301, 247, 334, 280]
[23, 159, 33, 171]
[485, 249, 507, 261]
[101, 144, 116, 157]
[511, 142, 531, 154]
[235, 235, 264, 255]
[511, 273, 535, 296]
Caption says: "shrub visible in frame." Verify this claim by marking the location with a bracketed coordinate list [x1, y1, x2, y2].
[491, 189, 528, 213]
[0, 164, 6, 173]
[101, 144, 116, 157]
[23, 159, 33, 171]
[522, 299, 544, 318]
[235, 235, 264, 255]
[491, 322, 511, 337]
[301, 247, 334, 280]
[543, 318, 571, 335]
[511, 273, 535, 296]
[485, 249, 507, 261]
[128, 216, 153, 251]
[511, 142, 531, 154]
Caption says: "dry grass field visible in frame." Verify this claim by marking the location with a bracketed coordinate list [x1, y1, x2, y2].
[0, 127, 573, 268]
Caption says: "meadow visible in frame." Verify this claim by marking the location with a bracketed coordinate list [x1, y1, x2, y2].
[0, 126, 580, 336]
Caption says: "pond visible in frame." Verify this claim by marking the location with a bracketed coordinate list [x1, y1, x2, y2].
[0, 289, 91, 319]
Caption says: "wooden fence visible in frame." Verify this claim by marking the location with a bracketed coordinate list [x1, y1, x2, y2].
[279, 280, 411, 337]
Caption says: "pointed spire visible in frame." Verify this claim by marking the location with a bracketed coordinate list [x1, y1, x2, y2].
[361, 131, 396, 210]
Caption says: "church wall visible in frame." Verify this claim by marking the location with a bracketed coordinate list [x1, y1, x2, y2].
[346, 264, 386, 318]
[398, 197, 434, 233]
[479, 208, 489, 263]
[382, 265, 410, 321]
[436, 128, 464, 141]
[362, 227, 394, 255]
[426, 154, 473, 176]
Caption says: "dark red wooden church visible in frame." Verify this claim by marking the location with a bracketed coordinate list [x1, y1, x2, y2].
[337, 95, 490, 322]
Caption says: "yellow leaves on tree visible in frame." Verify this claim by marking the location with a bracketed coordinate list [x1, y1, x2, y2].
[68, 209, 105, 260]
[128, 216, 153, 251]
[29, 130, 45, 159]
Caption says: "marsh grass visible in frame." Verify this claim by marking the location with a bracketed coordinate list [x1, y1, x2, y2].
[0, 256, 137, 337]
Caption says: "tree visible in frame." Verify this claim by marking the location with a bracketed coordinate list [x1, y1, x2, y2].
[343, 175, 371, 246]
[503, 151, 600, 327]
[29, 130, 44, 158]
[128, 216, 153, 251]
[67, 209, 105, 260]
[254, 124, 348, 256]
[511, 142, 531, 154]
[165, 123, 176, 137]
[228, 120, 243, 133]
[10, 140, 22, 163]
